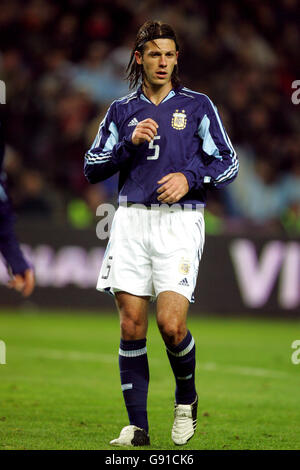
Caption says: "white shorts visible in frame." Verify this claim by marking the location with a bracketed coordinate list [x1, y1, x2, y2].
[97, 205, 205, 303]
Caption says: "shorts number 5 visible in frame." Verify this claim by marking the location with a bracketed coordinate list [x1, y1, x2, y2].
[101, 255, 113, 280]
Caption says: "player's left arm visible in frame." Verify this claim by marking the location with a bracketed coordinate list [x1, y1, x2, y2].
[156, 98, 238, 203]
[157, 172, 189, 204]
[180, 97, 239, 191]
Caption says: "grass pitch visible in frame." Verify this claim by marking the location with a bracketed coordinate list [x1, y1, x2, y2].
[0, 309, 300, 450]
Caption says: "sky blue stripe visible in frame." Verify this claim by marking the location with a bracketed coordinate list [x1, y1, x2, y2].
[103, 121, 119, 152]
[208, 103, 238, 181]
[216, 161, 239, 182]
[198, 114, 223, 160]
[86, 157, 111, 163]
[92, 110, 108, 149]
[86, 151, 112, 161]
[183, 87, 238, 182]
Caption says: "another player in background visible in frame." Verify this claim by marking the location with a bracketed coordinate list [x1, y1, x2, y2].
[84, 21, 238, 446]
[0, 115, 35, 297]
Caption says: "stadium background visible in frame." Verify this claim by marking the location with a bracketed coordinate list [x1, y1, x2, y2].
[0, 0, 299, 314]
[0, 0, 300, 451]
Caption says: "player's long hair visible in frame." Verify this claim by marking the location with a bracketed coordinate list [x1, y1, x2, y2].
[126, 20, 180, 90]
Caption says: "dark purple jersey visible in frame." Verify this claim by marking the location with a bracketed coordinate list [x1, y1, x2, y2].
[0, 119, 29, 275]
[84, 86, 238, 207]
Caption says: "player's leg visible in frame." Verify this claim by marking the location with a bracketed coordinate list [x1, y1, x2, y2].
[110, 291, 150, 446]
[117, 291, 149, 340]
[156, 291, 198, 445]
[156, 290, 196, 404]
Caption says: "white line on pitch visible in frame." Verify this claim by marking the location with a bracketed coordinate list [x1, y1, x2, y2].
[199, 361, 288, 379]
[16, 347, 293, 380]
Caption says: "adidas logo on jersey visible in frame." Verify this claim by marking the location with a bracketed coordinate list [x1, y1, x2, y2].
[178, 278, 189, 286]
[128, 117, 139, 127]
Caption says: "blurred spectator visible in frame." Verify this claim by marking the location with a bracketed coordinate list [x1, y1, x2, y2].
[70, 41, 130, 103]
[16, 169, 53, 218]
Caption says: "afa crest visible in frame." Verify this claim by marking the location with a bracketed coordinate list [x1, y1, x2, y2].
[172, 109, 187, 130]
[179, 258, 191, 275]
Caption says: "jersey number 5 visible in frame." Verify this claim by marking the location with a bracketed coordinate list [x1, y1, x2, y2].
[147, 135, 160, 160]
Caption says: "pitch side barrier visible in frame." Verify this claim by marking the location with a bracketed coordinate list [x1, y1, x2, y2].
[0, 222, 299, 317]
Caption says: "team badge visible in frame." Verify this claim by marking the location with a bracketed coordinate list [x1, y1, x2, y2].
[172, 109, 187, 130]
[179, 258, 190, 275]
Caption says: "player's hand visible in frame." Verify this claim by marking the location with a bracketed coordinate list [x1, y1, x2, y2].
[132, 118, 159, 145]
[157, 173, 189, 203]
[7, 268, 35, 297]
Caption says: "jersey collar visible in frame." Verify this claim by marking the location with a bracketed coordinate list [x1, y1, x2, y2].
[137, 85, 182, 104]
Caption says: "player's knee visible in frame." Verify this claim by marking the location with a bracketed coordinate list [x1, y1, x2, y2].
[120, 313, 146, 340]
[157, 318, 186, 347]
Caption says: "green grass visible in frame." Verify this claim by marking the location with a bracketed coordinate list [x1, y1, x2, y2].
[0, 309, 300, 450]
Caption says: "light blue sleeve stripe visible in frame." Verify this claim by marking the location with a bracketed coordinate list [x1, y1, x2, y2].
[91, 110, 109, 149]
[85, 153, 112, 164]
[207, 102, 238, 182]
[216, 161, 239, 182]
[184, 86, 238, 182]
[85, 158, 110, 165]
[86, 120, 119, 165]
[198, 114, 223, 160]
[103, 121, 119, 152]
[198, 112, 238, 182]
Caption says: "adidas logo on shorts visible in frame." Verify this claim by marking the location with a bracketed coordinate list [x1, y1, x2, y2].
[128, 117, 139, 127]
[178, 278, 189, 286]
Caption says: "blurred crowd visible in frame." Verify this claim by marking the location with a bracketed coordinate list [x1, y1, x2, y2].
[0, 0, 299, 234]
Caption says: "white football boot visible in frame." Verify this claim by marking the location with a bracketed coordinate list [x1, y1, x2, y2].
[172, 395, 198, 445]
[110, 425, 150, 446]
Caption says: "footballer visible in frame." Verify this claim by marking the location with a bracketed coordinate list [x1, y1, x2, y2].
[84, 20, 238, 446]
[0, 117, 35, 297]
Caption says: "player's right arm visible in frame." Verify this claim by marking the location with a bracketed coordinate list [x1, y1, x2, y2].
[131, 118, 158, 145]
[84, 103, 134, 184]
[84, 101, 159, 184]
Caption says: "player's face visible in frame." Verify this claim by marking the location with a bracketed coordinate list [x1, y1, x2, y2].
[135, 38, 178, 88]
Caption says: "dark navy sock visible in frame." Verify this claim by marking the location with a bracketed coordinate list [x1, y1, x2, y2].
[165, 330, 197, 404]
[119, 338, 149, 433]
